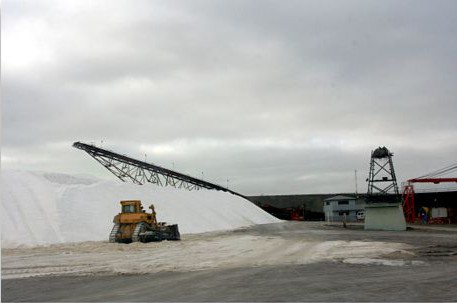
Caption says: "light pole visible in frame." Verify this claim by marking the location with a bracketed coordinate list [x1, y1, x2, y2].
[354, 169, 358, 197]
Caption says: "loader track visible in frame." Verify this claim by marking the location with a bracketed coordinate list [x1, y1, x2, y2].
[109, 223, 120, 243]
[132, 222, 145, 242]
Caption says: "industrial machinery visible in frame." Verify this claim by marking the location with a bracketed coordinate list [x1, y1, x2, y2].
[402, 162, 457, 223]
[110, 200, 180, 243]
[73, 141, 246, 199]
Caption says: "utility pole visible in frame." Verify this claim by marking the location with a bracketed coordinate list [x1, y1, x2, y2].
[354, 169, 358, 197]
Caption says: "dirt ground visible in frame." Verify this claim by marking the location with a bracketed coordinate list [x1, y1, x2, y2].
[2, 221, 457, 302]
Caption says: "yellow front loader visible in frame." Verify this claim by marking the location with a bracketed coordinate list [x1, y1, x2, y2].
[109, 200, 180, 243]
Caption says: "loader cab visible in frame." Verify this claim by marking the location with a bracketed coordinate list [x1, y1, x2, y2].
[122, 204, 136, 213]
[120, 200, 143, 214]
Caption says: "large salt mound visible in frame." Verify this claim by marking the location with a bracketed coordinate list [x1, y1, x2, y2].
[1, 170, 280, 248]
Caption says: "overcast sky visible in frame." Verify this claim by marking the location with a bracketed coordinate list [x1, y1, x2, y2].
[2, 0, 457, 195]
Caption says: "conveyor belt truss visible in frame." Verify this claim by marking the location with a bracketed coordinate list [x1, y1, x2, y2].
[73, 141, 246, 199]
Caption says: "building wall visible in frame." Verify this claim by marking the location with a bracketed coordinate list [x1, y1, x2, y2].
[248, 194, 339, 212]
[324, 199, 364, 222]
[247, 191, 457, 222]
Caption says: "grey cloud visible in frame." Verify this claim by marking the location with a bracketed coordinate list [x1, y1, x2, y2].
[2, 0, 457, 194]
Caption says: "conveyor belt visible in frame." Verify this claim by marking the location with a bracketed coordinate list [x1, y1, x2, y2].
[73, 141, 247, 199]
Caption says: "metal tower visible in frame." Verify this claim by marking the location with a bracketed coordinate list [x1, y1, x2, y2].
[366, 146, 399, 203]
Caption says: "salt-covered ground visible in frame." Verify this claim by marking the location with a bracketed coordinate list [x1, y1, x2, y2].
[2, 226, 419, 279]
[3, 222, 457, 302]
[1, 170, 279, 248]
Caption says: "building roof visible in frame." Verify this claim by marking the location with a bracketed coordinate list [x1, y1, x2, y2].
[324, 195, 356, 202]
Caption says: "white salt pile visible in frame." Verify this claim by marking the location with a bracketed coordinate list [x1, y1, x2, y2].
[1, 170, 279, 248]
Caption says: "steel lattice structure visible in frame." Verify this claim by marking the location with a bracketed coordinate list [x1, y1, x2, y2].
[73, 141, 246, 199]
[366, 146, 400, 203]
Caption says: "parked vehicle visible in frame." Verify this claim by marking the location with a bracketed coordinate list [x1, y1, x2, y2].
[356, 210, 366, 220]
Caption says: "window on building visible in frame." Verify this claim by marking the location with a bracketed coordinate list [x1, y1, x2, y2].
[338, 201, 349, 205]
